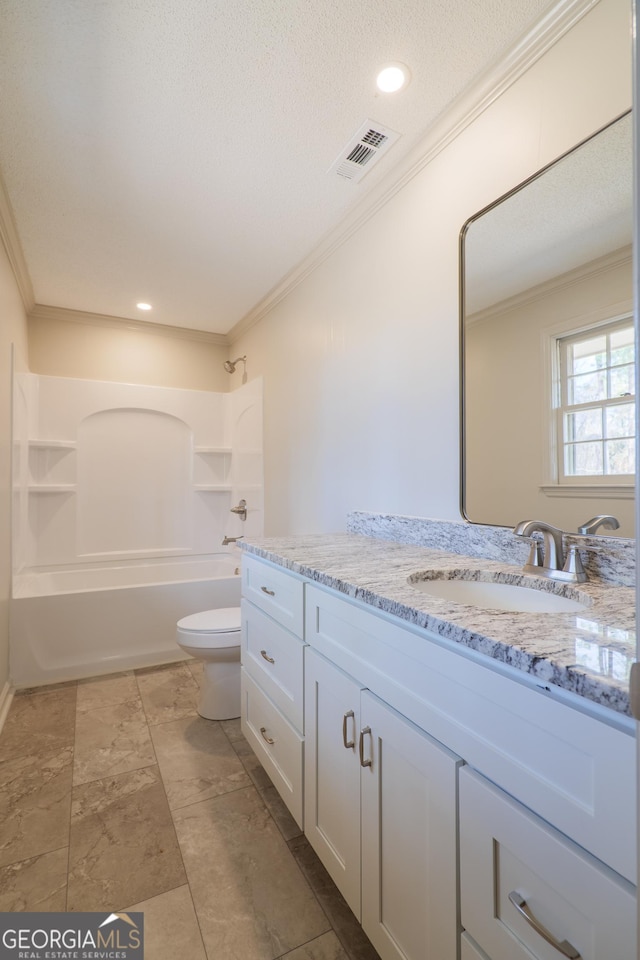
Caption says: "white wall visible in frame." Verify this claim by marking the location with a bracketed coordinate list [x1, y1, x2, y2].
[231, 0, 633, 536]
[0, 242, 29, 695]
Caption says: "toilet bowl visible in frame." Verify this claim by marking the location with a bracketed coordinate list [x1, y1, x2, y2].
[176, 607, 241, 720]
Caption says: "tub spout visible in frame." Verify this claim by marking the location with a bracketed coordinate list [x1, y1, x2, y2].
[222, 535, 244, 546]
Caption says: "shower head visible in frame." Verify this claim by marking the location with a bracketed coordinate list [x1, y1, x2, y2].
[224, 356, 247, 374]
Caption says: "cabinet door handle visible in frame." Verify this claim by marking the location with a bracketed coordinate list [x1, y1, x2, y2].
[508, 892, 581, 959]
[359, 726, 373, 768]
[260, 650, 275, 664]
[342, 710, 355, 749]
[259, 726, 275, 745]
[261, 586, 275, 596]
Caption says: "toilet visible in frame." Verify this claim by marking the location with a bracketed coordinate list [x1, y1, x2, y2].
[176, 607, 241, 720]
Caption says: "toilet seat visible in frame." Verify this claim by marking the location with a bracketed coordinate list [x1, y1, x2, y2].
[176, 607, 241, 648]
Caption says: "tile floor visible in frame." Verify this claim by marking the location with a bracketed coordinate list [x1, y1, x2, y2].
[0, 660, 381, 960]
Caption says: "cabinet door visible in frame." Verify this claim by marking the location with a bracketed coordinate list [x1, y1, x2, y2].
[304, 647, 364, 917]
[361, 691, 460, 960]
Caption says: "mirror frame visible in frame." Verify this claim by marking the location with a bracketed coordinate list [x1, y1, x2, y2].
[458, 109, 633, 536]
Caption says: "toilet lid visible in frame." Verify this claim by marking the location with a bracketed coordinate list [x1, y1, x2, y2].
[177, 607, 241, 633]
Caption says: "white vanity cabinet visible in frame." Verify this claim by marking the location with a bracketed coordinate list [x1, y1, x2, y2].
[240, 555, 306, 827]
[241, 554, 637, 960]
[304, 646, 460, 960]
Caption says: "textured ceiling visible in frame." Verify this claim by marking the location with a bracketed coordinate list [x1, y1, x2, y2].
[465, 111, 632, 315]
[0, 0, 555, 334]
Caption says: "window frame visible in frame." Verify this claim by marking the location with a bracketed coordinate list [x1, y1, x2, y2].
[541, 306, 635, 500]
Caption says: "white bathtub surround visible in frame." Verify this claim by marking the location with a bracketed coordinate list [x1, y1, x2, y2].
[346, 511, 636, 587]
[239, 533, 635, 716]
[10, 558, 241, 687]
[13, 373, 263, 576]
[10, 374, 262, 686]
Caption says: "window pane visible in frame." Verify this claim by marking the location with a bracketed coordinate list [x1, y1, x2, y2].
[559, 319, 635, 481]
[606, 403, 635, 439]
[568, 370, 607, 404]
[565, 441, 603, 476]
[569, 336, 607, 374]
[610, 327, 635, 365]
[566, 408, 602, 442]
[605, 438, 635, 474]
[610, 363, 635, 398]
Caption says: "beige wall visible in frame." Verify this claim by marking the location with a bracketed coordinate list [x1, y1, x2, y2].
[466, 251, 634, 535]
[28, 311, 231, 392]
[0, 243, 29, 693]
[230, 0, 632, 536]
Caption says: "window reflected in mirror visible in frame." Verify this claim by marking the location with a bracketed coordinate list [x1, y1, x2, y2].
[461, 111, 633, 538]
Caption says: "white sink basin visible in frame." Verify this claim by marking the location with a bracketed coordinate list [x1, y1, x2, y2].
[407, 572, 588, 613]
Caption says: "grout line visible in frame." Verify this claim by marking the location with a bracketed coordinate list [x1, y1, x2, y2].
[65, 681, 79, 911]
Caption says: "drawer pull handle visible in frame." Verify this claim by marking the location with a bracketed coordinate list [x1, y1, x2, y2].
[261, 586, 275, 596]
[260, 650, 275, 664]
[342, 710, 355, 749]
[359, 726, 372, 768]
[259, 726, 275, 745]
[508, 892, 581, 959]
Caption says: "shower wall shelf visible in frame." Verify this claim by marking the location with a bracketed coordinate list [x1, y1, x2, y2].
[194, 485, 233, 492]
[28, 485, 76, 493]
[28, 440, 76, 449]
[193, 447, 232, 490]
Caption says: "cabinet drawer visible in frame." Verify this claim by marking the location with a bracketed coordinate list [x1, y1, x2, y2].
[242, 599, 305, 730]
[241, 669, 304, 828]
[459, 767, 636, 960]
[242, 554, 304, 636]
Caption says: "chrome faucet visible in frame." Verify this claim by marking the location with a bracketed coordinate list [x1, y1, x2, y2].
[222, 535, 244, 546]
[512, 520, 587, 583]
[578, 515, 620, 536]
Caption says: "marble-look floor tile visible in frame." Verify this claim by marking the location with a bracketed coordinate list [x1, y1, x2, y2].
[0, 847, 68, 911]
[125, 884, 207, 960]
[0, 687, 76, 761]
[173, 785, 329, 960]
[281, 931, 350, 960]
[221, 716, 243, 743]
[0, 747, 73, 868]
[135, 662, 199, 725]
[67, 764, 186, 912]
[150, 716, 250, 810]
[73, 699, 156, 785]
[76, 671, 140, 713]
[287, 836, 380, 960]
[186, 659, 203, 682]
[232, 736, 302, 841]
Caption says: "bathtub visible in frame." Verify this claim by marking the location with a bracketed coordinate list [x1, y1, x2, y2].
[10, 555, 242, 687]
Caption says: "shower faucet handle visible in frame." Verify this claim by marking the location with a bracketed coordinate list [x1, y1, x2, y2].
[230, 499, 247, 521]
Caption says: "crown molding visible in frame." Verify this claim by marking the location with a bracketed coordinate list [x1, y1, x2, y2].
[29, 304, 230, 346]
[228, 0, 602, 344]
[0, 167, 34, 312]
[467, 245, 633, 325]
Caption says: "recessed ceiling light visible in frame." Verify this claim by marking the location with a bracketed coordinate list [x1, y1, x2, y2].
[376, 63, 410, 94]
[136, 302, 152, 311]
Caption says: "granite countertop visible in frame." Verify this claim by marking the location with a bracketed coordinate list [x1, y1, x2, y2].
[241, 532, 636, 717]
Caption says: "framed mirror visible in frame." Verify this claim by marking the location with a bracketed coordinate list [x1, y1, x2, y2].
[460, 111, 634, 538]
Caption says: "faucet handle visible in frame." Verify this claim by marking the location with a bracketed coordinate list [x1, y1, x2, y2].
[562, 544, 587, 582]
[526, 540, 544, 568]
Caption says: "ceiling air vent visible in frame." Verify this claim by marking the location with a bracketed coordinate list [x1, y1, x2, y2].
[329, 119, 401, 183]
